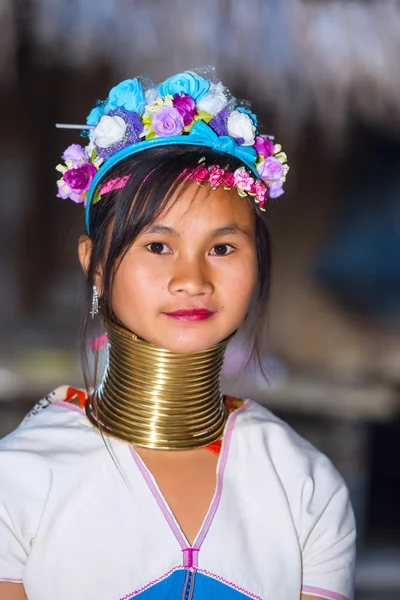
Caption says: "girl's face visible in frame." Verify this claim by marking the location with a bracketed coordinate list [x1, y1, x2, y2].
[83, 183, 258, 354]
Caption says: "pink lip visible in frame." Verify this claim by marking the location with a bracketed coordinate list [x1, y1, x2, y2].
[163, 309, 215, 322]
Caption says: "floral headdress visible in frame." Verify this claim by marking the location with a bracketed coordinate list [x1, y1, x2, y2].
[56, 70, 289, 233]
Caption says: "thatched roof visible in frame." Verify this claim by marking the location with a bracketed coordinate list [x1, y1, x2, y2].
[1, 0, 400, 132]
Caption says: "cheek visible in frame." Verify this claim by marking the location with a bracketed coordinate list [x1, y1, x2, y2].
[111, 257, 165, 314]
[217, 254, 258, 313]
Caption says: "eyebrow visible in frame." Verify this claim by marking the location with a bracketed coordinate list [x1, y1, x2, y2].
[209, 225, 251, 240]
[143, 225, 179, 237]
[143, 223, 251, 240]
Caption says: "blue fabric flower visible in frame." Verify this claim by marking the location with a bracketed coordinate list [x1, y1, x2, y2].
[86, 105, 105, 126]
[237, 107, 258, 128]
[158, 72, 210, 103]
[107, 78, 146, 114]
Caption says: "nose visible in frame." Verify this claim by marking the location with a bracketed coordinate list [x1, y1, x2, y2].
[168, 255, 214, 296]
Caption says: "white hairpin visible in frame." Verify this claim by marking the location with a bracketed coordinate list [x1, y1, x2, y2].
[55, 123, 94, 130]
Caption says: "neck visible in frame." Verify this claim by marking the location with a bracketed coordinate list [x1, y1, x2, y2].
[85, 320, 231, 450]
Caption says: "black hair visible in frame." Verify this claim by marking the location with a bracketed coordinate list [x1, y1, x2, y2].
[81, 145, 272, 394]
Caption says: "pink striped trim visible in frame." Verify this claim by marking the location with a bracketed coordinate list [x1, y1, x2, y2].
[52, 401, 86, 416]
[129, 447, 187, 548]
[119, 566, 183, 599]
[0, 577, 23, 583]
[302, 585, 349, 600]
[194, 400, 252, 549]
[129, 400, 252, 553]
[194, 568, 262, 599]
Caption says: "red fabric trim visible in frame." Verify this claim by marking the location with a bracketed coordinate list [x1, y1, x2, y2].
[62, 387, 245, 454]
[205, 396, 245, 456]
[65, 387, 87, 409]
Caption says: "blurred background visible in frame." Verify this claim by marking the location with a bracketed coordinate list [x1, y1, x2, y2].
[0, 1, 399, 598]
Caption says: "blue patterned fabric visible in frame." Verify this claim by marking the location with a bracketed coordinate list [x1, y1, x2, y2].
[130, 570, 252, 599]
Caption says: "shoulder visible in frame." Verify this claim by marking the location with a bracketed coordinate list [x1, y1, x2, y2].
[0, 385, 94, 460]
[0, 386, 101, 518]
[238, 400, 347, 493]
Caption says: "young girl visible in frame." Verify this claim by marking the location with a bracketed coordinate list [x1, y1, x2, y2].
[0, 71, 356, 600]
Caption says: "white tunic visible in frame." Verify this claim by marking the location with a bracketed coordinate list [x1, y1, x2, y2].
[0, 386, 356, 600]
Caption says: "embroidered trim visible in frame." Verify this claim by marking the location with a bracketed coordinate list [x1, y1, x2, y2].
[180, 568, 195, 600]
[182, 547, 200, 569]
[302, 585, 349, 600]
[119, 566, 184, 599]
[22, 392, 56, 422]
[129, 447, 187, 548]
[195, 568, 263, 599]
[0, 577, 23, 583]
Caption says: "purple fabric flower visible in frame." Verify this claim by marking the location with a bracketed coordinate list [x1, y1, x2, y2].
[257, 156, 284, 182]
[173, 93, 198, 126]
[58, 163, 97, 203]
[254, 136, 274, 158]
[57, 179, 78, 202]
[268, 180, 285, 198]
[61, 144, 87, 166]
[152, 106, 184, 137]
[209, 107, 229, 136]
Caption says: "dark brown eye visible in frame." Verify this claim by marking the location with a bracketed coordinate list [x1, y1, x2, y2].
[146, 242, 168, 254]
[211, 244, 235, 256]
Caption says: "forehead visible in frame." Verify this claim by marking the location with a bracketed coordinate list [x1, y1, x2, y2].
[156, 181, 256, 230]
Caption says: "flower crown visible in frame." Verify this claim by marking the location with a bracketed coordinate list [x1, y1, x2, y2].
[56, 70, 289, 233]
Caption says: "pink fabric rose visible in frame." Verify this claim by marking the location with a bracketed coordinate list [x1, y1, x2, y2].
[152, 106, 185, 137]
[254, 136, 274, 158]
[233, 167, 254, 191]
[190, 166, 209, 183]
[222, 171, 235, 187]
[173, 93, 198, 127]
[254, 180, 267, 205]
[257, 157, 284, 182]
[208, 166, 225, 187]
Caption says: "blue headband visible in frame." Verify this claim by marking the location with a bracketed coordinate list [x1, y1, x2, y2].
[84, 121, 258, 233]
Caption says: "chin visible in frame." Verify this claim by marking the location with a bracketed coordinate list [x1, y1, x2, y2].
[153, 330, 226, 355]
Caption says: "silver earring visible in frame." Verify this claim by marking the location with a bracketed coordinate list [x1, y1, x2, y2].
[90, 285, 99, 318]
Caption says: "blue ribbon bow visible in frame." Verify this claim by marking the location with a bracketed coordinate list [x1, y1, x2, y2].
[187, 120, 257, 169]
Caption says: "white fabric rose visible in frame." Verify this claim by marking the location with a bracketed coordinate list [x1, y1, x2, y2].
[226, 111, 256, 146]
[94, 115, 127, 148]
[197, 82, 227, 115]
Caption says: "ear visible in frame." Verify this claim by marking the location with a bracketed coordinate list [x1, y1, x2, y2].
[78, 235, 103, 292]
